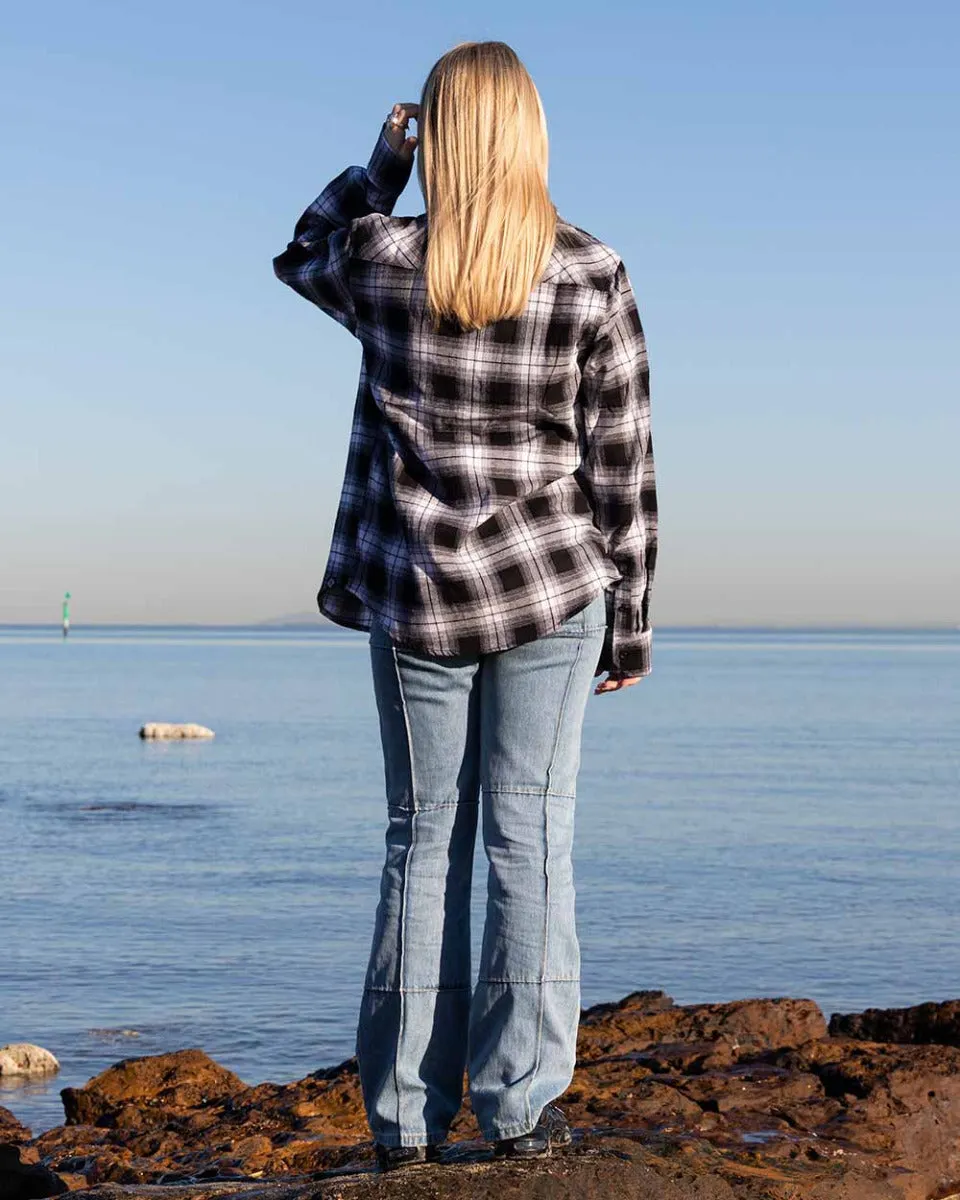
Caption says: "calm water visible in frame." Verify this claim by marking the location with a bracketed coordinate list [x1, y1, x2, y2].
[2, 624, 958, 1136]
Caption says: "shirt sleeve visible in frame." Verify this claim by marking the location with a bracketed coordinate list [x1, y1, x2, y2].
[272, 126, 415, 335]
[575, 259, 659, 677]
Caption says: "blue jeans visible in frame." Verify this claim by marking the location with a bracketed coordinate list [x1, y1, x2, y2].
[356, 590, 607, 1146]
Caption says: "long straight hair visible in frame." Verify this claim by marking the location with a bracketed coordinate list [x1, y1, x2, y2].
[415, 41, 558, 332]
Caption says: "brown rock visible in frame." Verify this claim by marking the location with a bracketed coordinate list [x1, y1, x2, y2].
[11, 989, 960, 1199]
[577, 992, 827, 1065]
[61, 1137, 743, 1199]
[0, 1142, 68, 1198]
[61, 1135, 909, 1200]
[60, 1048, 248, 1126]
[811, 1040, 960, 1184]
[569, 1071, 704, 1127]
[0, 1103, 33, 1143]
[677, 1063, 824, 1114]
[829, 997, 960, 1046]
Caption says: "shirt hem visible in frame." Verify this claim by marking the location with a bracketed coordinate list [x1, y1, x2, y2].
[318, 564, 620, 658]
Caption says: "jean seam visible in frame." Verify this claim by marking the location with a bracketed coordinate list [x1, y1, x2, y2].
[363, 985, 472, 993]
[477, 977, 580, 984]
[390, 641, 417, 1134]
[484, 786, 576, 800]
[387, 800, 479, 813]
[523, 633, 584, 1131]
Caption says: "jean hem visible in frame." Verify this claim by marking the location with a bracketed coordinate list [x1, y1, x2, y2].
[370, 1128, 450, 1148]
[480, 1115, 546, 1141]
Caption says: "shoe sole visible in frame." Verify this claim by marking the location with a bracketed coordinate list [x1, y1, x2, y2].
[492, 1108, 572, 1159]
[376, 1149, 443, 1171]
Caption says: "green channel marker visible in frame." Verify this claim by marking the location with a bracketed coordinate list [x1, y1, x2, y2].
[63, 591, 71, 638]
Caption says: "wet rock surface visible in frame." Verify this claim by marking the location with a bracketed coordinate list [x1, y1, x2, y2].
[1, 1105, 33, 1143]
[4, 990, 960, 1198]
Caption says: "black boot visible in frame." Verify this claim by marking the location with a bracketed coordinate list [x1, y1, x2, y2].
[493, 1103, 572, 1158]
[374, 1141, 443, 1171]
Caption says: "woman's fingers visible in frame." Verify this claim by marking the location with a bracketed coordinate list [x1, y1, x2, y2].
[384, 103, 419, 162]
[593, 673, 643, 695]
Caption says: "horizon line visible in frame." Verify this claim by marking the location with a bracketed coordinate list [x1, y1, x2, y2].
[2, 621, 958, 632]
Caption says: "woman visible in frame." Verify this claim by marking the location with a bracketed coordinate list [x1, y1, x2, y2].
[273, 40, 658, 1171]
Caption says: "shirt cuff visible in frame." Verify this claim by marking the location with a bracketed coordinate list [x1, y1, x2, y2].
[612, 628, 652, 676]
[600, 589, 653, 677]
[366, 125, 414, 201]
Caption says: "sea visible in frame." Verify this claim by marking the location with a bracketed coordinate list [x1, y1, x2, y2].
[1, 623, 958, 1136]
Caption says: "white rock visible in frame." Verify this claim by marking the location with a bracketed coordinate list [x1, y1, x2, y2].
[0, 1043, 60, 1076]
[139, 723, 216, 739]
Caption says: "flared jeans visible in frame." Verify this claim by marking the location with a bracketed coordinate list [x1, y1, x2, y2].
[355, 590, 607, 1146]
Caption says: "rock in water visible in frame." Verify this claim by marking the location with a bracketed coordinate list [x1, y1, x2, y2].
[138, 723, 215, 739]
[0, 1043, 60, 1076]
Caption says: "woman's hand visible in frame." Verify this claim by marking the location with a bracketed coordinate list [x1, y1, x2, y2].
[383, 103, 419, 163]
[593, 671, 643, 696]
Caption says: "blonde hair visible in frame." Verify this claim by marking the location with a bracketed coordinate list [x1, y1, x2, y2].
[415, 41, 558, 332]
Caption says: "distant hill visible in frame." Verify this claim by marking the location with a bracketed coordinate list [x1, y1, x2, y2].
[256, 611, 336, 627]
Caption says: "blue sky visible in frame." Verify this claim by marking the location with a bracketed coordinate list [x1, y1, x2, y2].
[2, 0, 957, 625]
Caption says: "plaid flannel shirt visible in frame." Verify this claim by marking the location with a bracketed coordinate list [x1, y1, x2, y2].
[273, 126, 658, 675]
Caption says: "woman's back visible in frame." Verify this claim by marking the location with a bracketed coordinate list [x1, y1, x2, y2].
[274, 128, 656, 673]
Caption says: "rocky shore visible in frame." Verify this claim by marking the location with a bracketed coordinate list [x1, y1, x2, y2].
[3, 989, 960, 1199]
